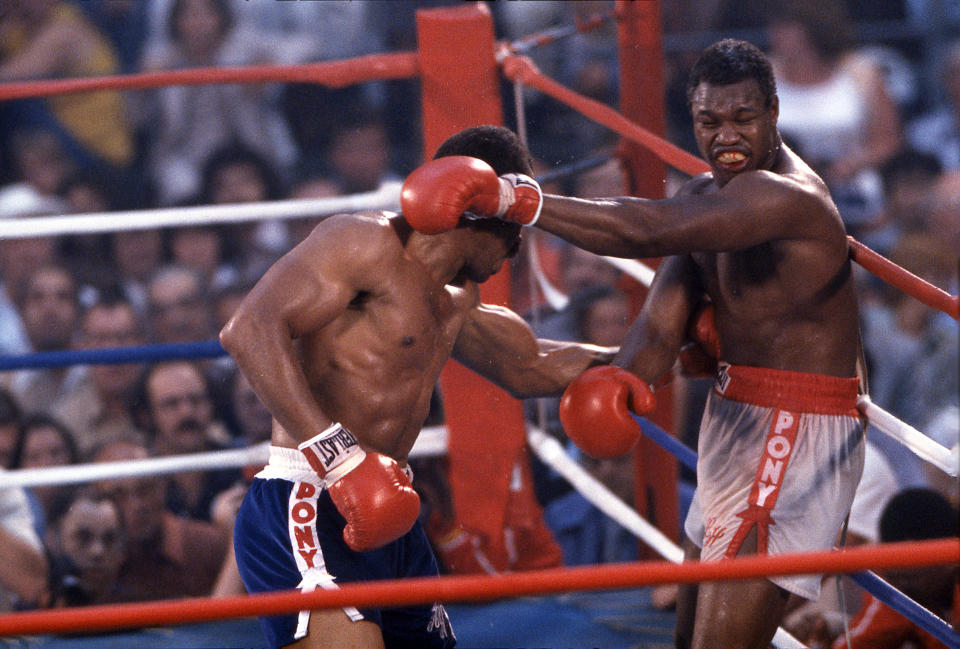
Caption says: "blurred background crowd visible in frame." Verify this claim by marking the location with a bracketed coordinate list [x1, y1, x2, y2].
[0, 1, 955, 645]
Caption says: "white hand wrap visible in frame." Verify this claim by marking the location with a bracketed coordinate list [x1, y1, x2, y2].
[298, 422, 366, 486]
[496, 173, 542, 225]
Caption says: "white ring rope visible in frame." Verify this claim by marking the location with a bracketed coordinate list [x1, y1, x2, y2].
[0, 426, 447, 490]
[858, 395, 959, 477]
[0, 182, 402, 239]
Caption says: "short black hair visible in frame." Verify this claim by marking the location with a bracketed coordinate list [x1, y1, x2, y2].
[686, 39, 777, 110]
[879, 488, 958, 543]
[433, 125, 533, 177]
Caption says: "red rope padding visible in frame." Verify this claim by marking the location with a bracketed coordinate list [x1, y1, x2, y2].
[501, 53, 960, 320]
[848, 236, 959, 319]
[0, 538, 954, 637]
[0, 52, 419, 101]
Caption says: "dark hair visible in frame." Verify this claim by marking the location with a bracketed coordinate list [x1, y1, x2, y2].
[879, 488, 958, 543]
[880, 149, 943, 191]
[200, 142, 285, 203]
[12, 412, 79, 469]
[0, 388, 21, 428]
[433, 125, 533, 177]
[686, 39, 777, 110]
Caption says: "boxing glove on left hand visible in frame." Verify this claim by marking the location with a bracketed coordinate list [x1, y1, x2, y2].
[559, 366, 656, 459]
[401, 156, 542, 234]
[299, 423, 420, 552]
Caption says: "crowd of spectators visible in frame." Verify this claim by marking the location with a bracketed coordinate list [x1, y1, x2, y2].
[0, 4, 955, 644]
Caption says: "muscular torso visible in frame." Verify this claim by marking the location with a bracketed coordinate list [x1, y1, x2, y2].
[272, 227, 478, 460]
[684, 166, 861, 377]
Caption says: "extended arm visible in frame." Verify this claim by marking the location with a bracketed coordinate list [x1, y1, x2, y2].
[400, 155, 827, 260]
[535, 171, 823, 259]
[451, 302, 615, 399]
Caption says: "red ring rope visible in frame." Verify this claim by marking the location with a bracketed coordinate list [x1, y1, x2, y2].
[0, 52, 418, 101]
[0, 538, 954, 637]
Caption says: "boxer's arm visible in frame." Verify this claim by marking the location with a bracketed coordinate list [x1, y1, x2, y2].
[534, 171, 832, 259]
[615, 254, 703, 385]
[451, 301, 615, 399]
[220, 215, 382, 444]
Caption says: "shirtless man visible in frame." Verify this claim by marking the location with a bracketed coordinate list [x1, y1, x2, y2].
[402, 40, 865, 649]
[219, 125, 614, 649]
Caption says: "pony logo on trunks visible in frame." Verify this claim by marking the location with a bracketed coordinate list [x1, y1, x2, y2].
[724, 408, 800, 558]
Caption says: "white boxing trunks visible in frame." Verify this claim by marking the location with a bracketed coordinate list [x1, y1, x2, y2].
[684, 363, 865, 600]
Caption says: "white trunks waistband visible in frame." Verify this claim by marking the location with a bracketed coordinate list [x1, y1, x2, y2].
[255, 445, 414, 484]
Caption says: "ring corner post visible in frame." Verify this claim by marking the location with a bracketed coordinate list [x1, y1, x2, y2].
[616, 0, 680, 559]
[415, 2, 530, 571]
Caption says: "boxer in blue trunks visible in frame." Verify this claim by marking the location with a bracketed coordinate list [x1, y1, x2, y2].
[221, 125, 616, 649]
[403, 39, 866, 649]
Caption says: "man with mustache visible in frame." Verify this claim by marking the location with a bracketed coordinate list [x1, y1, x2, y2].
[403, 39, 865, 649]
[139, 360, 240, 522]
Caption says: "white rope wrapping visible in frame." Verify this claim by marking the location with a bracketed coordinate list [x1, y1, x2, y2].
[0, 181, 402, 239]
[858, 395, 958, 477]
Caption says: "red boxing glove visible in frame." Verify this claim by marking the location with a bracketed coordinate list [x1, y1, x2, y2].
[299, 423, 420, 552]
[401, 156, 542, 234]
[689, 302, 721, 359]
[559, 366, 656, 459]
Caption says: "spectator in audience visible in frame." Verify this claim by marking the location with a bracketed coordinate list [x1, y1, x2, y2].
[53, 291, 149, 456]
[5, 264, 84, 415]
[225, 367, 272, 448]
[763, 0, 903, 234]
[0, 0, 134, 170]
[0, 388, 22, 470]
[92, 438, 228, 601]
[197, 143, 287, 287]
[138, 0, 295, 206]
[146, 264, 216, 345]
[56, 167, 128, 293]
[46, 487, 127, 607]
[6, 127, 74, 198]
[132, 361, 239, 521]
[109, 228, 165, 319]
[0, 184, 63, 357]
[0, 483, 48, 611]
[862, 234, 958, 488]
[906, 38, 960, 171]
[832, 488, 959, 648]
[324, 106, 401, 195]
[11, 412, 79, 539]
[855, 149, 944, 258]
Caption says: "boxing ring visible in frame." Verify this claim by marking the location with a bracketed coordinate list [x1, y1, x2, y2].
[0, 3, 957, 648]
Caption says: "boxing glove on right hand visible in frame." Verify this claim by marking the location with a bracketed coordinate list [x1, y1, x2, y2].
[559, 366, 656, 459]
[401, 156, 542, 234]
[299, 423, 420, 552]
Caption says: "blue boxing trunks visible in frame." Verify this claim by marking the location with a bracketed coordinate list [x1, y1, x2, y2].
[234, 446, 455, 648]
[684, 363, 865, 600]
